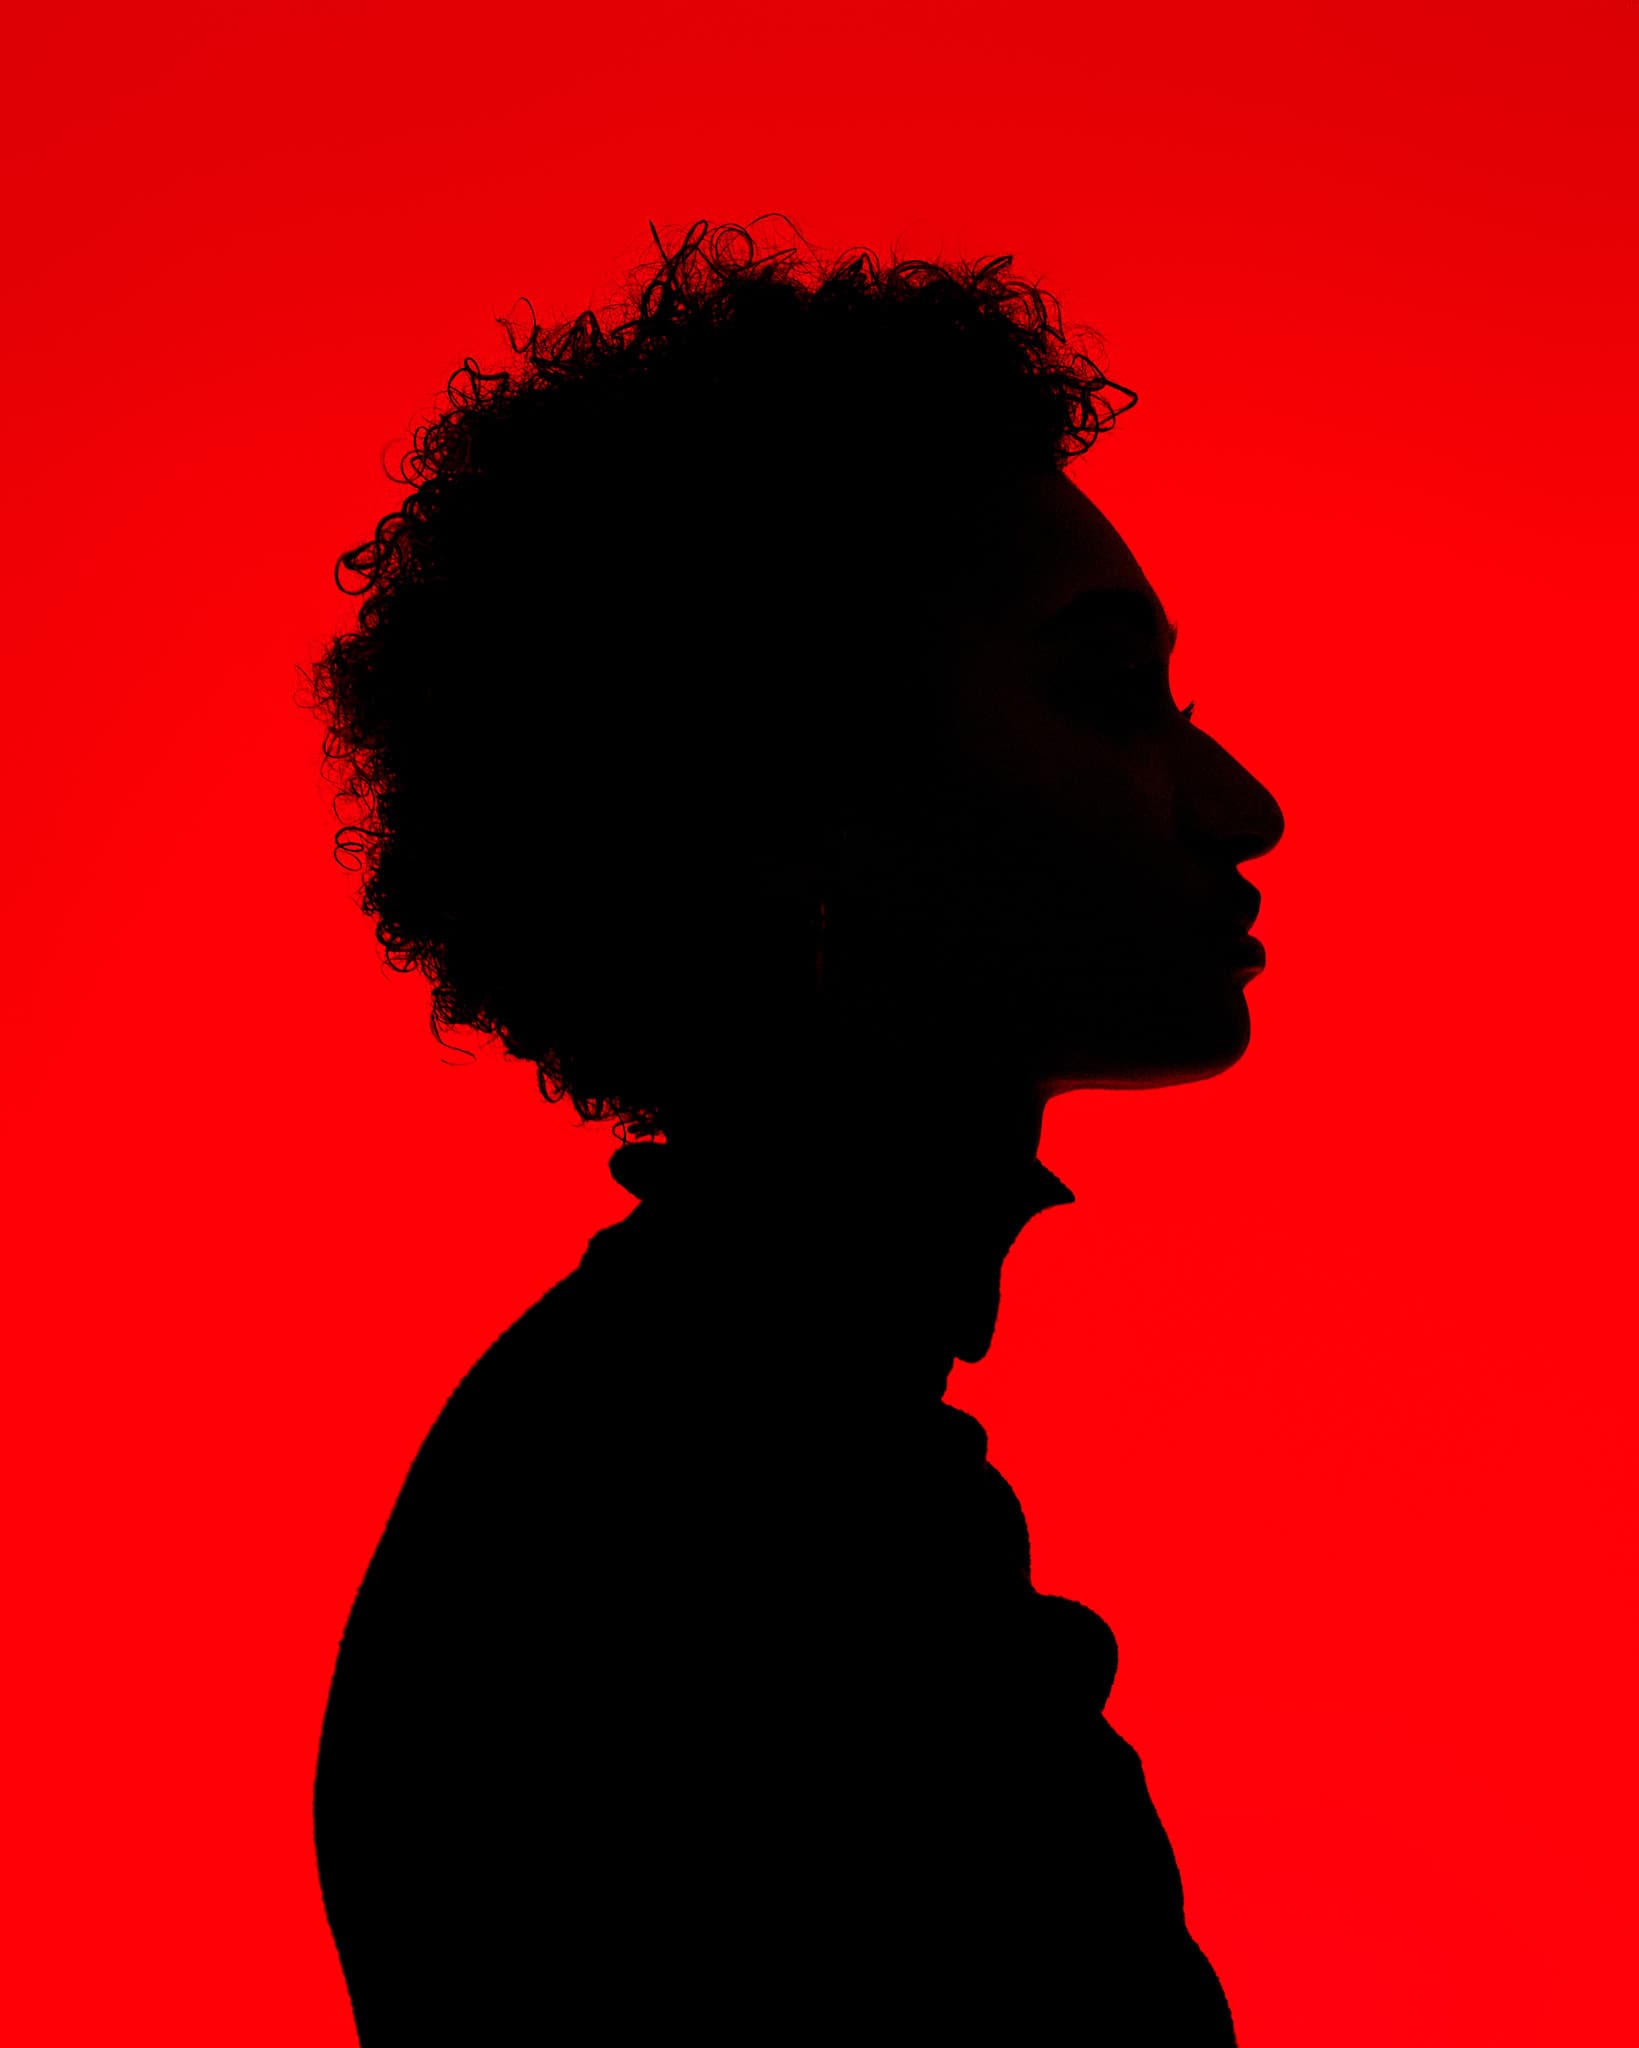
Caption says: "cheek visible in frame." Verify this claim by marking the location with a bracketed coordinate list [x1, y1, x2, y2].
[958, 751, 1188, 947]
[975, 697, 1181, 839]
[842, 724, 1195, 992]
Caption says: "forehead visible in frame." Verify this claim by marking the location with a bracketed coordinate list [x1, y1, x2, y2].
[966, 468, 1162, 636]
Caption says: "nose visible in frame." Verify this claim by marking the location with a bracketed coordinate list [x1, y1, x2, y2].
[1186, 730, 1285, 864]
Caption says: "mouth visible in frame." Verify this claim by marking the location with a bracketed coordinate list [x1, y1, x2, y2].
[1216, 930, 1266, 981]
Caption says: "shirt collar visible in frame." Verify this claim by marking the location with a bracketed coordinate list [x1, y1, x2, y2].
[611, 1137, 1073, 1210]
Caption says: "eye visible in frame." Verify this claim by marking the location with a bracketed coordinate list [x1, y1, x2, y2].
[1048, 653, 1173, 735]
[1180, 701, 1196, 724]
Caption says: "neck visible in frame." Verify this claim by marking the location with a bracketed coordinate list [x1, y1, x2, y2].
[641, 1071, 1070, 1384]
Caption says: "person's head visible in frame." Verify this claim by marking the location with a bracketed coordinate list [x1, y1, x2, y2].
[306, 216, 1282, 1148]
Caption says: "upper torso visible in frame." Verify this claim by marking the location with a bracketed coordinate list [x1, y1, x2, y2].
[315, 1182, 1236, 2042]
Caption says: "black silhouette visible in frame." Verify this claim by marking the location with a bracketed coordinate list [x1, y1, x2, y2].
[307, 217, 1285, 2042]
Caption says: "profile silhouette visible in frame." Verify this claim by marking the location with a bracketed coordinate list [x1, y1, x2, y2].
[308, 216, 1284, 2043]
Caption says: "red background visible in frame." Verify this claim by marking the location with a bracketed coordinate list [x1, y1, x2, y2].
[5, 3, 1634, 2039]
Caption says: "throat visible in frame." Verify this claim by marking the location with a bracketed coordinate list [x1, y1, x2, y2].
[629, 1091, 1074, 1386]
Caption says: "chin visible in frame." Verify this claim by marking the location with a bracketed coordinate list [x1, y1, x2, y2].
[1041, 984, 1255, 1092]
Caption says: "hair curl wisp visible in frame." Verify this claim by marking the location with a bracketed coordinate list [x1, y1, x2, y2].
[302, 215, 1135, 1143]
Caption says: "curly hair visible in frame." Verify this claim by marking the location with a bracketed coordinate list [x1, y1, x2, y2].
[302, 214, 1135, 1143]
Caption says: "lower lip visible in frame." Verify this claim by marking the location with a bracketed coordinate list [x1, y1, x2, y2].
[1225, 934, 1266, 970]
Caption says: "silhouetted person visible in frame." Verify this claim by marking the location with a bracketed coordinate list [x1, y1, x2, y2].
[308, 217, 1284, 2042]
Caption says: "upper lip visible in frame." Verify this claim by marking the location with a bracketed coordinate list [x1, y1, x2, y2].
[1226, 883, 1262, 935]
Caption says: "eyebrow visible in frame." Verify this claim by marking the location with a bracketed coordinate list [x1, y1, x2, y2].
[1032, 587, 1179, 654]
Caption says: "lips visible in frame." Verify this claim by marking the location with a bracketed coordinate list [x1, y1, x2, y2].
[1227, 882, 1262, 933]
[1217, 882, 1264, 968]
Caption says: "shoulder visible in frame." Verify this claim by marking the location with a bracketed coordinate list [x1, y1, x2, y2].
[330, 1218, 643, 1643]
[393, 1211, 656, 1510]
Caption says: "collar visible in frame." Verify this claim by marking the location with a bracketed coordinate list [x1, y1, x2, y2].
[609, 1135, 1072, 1224]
